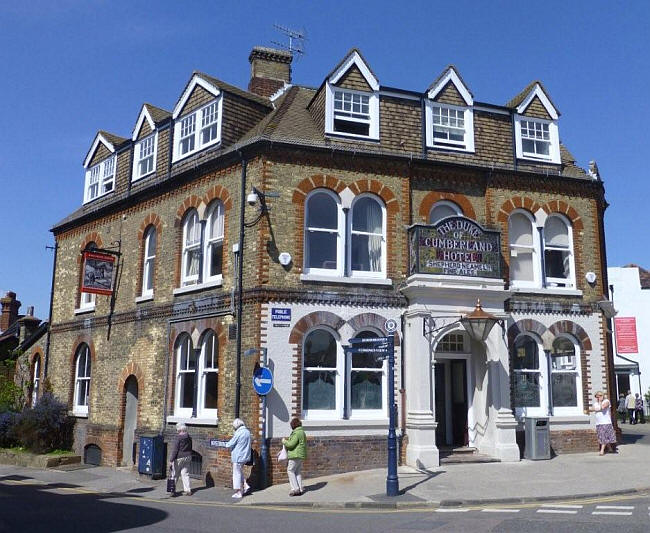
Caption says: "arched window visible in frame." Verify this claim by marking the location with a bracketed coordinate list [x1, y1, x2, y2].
[32, 355, 41, 407]
[181, 210, 201, 286]
[304, 190, 343, 275]
[141, 226, 156, 297]
[551, 336, 582, 413]
[508, 211, 540, 288]
[79, 242, 97, 310]
[350, 195, 385, 277]
[428, 200, 462, 224]
[204, 201, 224, 282]
[175, 334, 196, 417]
[349, 330, 385, 415]
[199, 330, 218, 418]
[303, 329, 338, 415]
[74, 344, 91, 415]
[511, 334, 547, 416]
[544, 215, 574, 288]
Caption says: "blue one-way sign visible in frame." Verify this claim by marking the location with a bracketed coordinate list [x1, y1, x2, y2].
[252, 367, 273, 395]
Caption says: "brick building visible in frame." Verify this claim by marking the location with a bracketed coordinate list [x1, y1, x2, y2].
[46, 46, 612, 484]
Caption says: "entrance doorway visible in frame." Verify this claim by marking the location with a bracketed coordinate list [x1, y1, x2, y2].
[435, 359, 468, 448]
[121, 376, 138, 466]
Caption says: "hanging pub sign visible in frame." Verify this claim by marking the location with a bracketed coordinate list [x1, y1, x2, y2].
[409, 217, 501, 278]
[81, 251, 116, 295]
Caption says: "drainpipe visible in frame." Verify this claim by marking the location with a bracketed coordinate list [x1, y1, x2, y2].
[234, 156, 248, 418]
[510, 111, 518, 172]
[43, 241, 58, 378]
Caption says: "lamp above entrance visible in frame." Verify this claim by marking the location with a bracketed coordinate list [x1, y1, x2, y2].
[460, 300, 501, 342]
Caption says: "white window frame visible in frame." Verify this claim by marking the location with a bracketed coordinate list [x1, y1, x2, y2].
[203, 201, 224, 284]
[181, 210, 202, 287]
[302, 327, 343, 421]
[141, 226, 156, 297]
[32, 356, 41, 408]
[325, 83, 379, 140]
[198, 331, 218, 419]
[348, 329, 387, 420]
[512, 334, 548, 418]
[73, 344, 91, 416]
[543, 214, 575, 289]
[428, 200, 462, 225]
[550, 335, 583, 416]
[304, 189, 345, 277]
[173, 98, 223, 162]
[425, 101, 475, 152]
[514, 115, 561, 163]
[84, 155, 116, 203]
[133, 132, 157, 181]
[174, 335, 195, 418]
[348, 194, 386, 279]
[508, 209, 542, 289]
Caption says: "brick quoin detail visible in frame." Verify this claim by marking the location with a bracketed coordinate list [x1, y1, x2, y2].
[136, 214, 163, 296]
[289, 311, 345, 418]
[418, 191, 477, 222]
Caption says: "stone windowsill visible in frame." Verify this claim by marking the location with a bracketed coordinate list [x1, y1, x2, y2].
[69, 411, 88, 419]
[135, 294, 154, 304]
[300, 274, 392, 286]
[166, 416, 218, 426]
[173, 278, 222, 296]
[74, 306, 95, 315]
[510, 287, 583, 297]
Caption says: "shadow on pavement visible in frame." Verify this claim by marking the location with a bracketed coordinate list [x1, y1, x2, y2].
[0, 475, 167, 533]
[303, 481, 327, 493]
[398, 468, 440, 495]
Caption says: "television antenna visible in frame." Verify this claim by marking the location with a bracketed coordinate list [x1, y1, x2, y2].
[271, 24, 306, 58]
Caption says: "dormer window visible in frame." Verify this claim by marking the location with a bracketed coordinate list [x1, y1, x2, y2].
[432, 105, 465, 144]
[520, 119, 550, 158]
[333, 90, 371, 136]
[174, 99, 222, 161]
[133, 134, 157, 180]
[84, 155, 116, 203]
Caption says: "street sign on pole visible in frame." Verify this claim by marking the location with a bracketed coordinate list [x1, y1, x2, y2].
[252, 367, 273, 396]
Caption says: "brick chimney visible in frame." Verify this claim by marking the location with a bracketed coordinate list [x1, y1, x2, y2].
[0, 291, 20, 332]
[248, 46, 293, 98]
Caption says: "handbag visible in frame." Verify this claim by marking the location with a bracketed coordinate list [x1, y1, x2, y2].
[277, 445, 288, 463]
[166, 465, 176, 493]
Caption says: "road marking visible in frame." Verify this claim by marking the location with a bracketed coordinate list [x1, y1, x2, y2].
[481, 508, 520, 513]
[592, 511, 633, 516]
[541, 504, 583, 509]
[537, 509, 578, 514]
[595, 505, 634, 509]
[435, 508, 469, 513]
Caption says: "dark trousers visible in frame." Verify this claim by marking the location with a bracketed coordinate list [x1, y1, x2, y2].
[628, 408, 636, 423]
[636, 409, 645, 423]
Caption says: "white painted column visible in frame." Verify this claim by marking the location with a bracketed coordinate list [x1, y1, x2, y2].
[484, 328, 520, 462]
[403, 310, 439, 468]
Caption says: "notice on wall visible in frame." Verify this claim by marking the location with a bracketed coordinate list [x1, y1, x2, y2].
[409, 217, 501, 279]
[271, 307, 291, 328]
[615, 317, 639, 354]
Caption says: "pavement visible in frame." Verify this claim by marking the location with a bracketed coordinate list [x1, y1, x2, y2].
[2, 423, 650, 510]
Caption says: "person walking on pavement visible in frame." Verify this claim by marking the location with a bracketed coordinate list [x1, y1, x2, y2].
[169, 423, 193, 496]
[635, 393, 645, 424]
[226, 418, 251, 499]
[626, 390, 636, 424]
[282, 417, 307, 496]
[593, 391, 617, 455]
[617, 393, 627, 423]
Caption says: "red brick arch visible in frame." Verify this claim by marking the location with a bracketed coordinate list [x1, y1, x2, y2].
[346, 312, 401, 346]
[418, 192, 476, 222]
[507, 319, 552, 350]
[540, 200, 584, 231]
[202, 185, 233, 211]
[348, 179, 399, 216]
[174, 195, 203, 226]
[548, 320, 592, 351]
[496, 196, 544, 225]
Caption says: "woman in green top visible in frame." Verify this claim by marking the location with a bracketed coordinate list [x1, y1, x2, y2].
[282, 417, 307, 496]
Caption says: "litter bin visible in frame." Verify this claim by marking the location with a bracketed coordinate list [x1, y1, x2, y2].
[524, 417, 550, 460]
[138, 433, 165, 478]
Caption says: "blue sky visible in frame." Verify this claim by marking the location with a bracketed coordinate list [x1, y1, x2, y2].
[1, 0, 648, 319]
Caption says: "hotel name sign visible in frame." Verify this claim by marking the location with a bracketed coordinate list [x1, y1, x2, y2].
[409, 217, 501, 279]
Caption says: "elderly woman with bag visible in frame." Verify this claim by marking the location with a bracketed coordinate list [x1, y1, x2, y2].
[226, 418, 251, 499]
[168, 424, 193, 496]
[282, 417, 307, 496]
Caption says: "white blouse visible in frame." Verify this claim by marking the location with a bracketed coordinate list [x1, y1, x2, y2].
[593, 400, 612, 425]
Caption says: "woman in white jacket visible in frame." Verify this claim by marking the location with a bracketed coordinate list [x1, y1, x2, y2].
[226, 418, 252, 498]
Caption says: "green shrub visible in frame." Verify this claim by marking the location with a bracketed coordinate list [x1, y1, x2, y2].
[0, 412, 18, 448]
[12, 393, 75, 454]
[0, 373, 22, 413]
